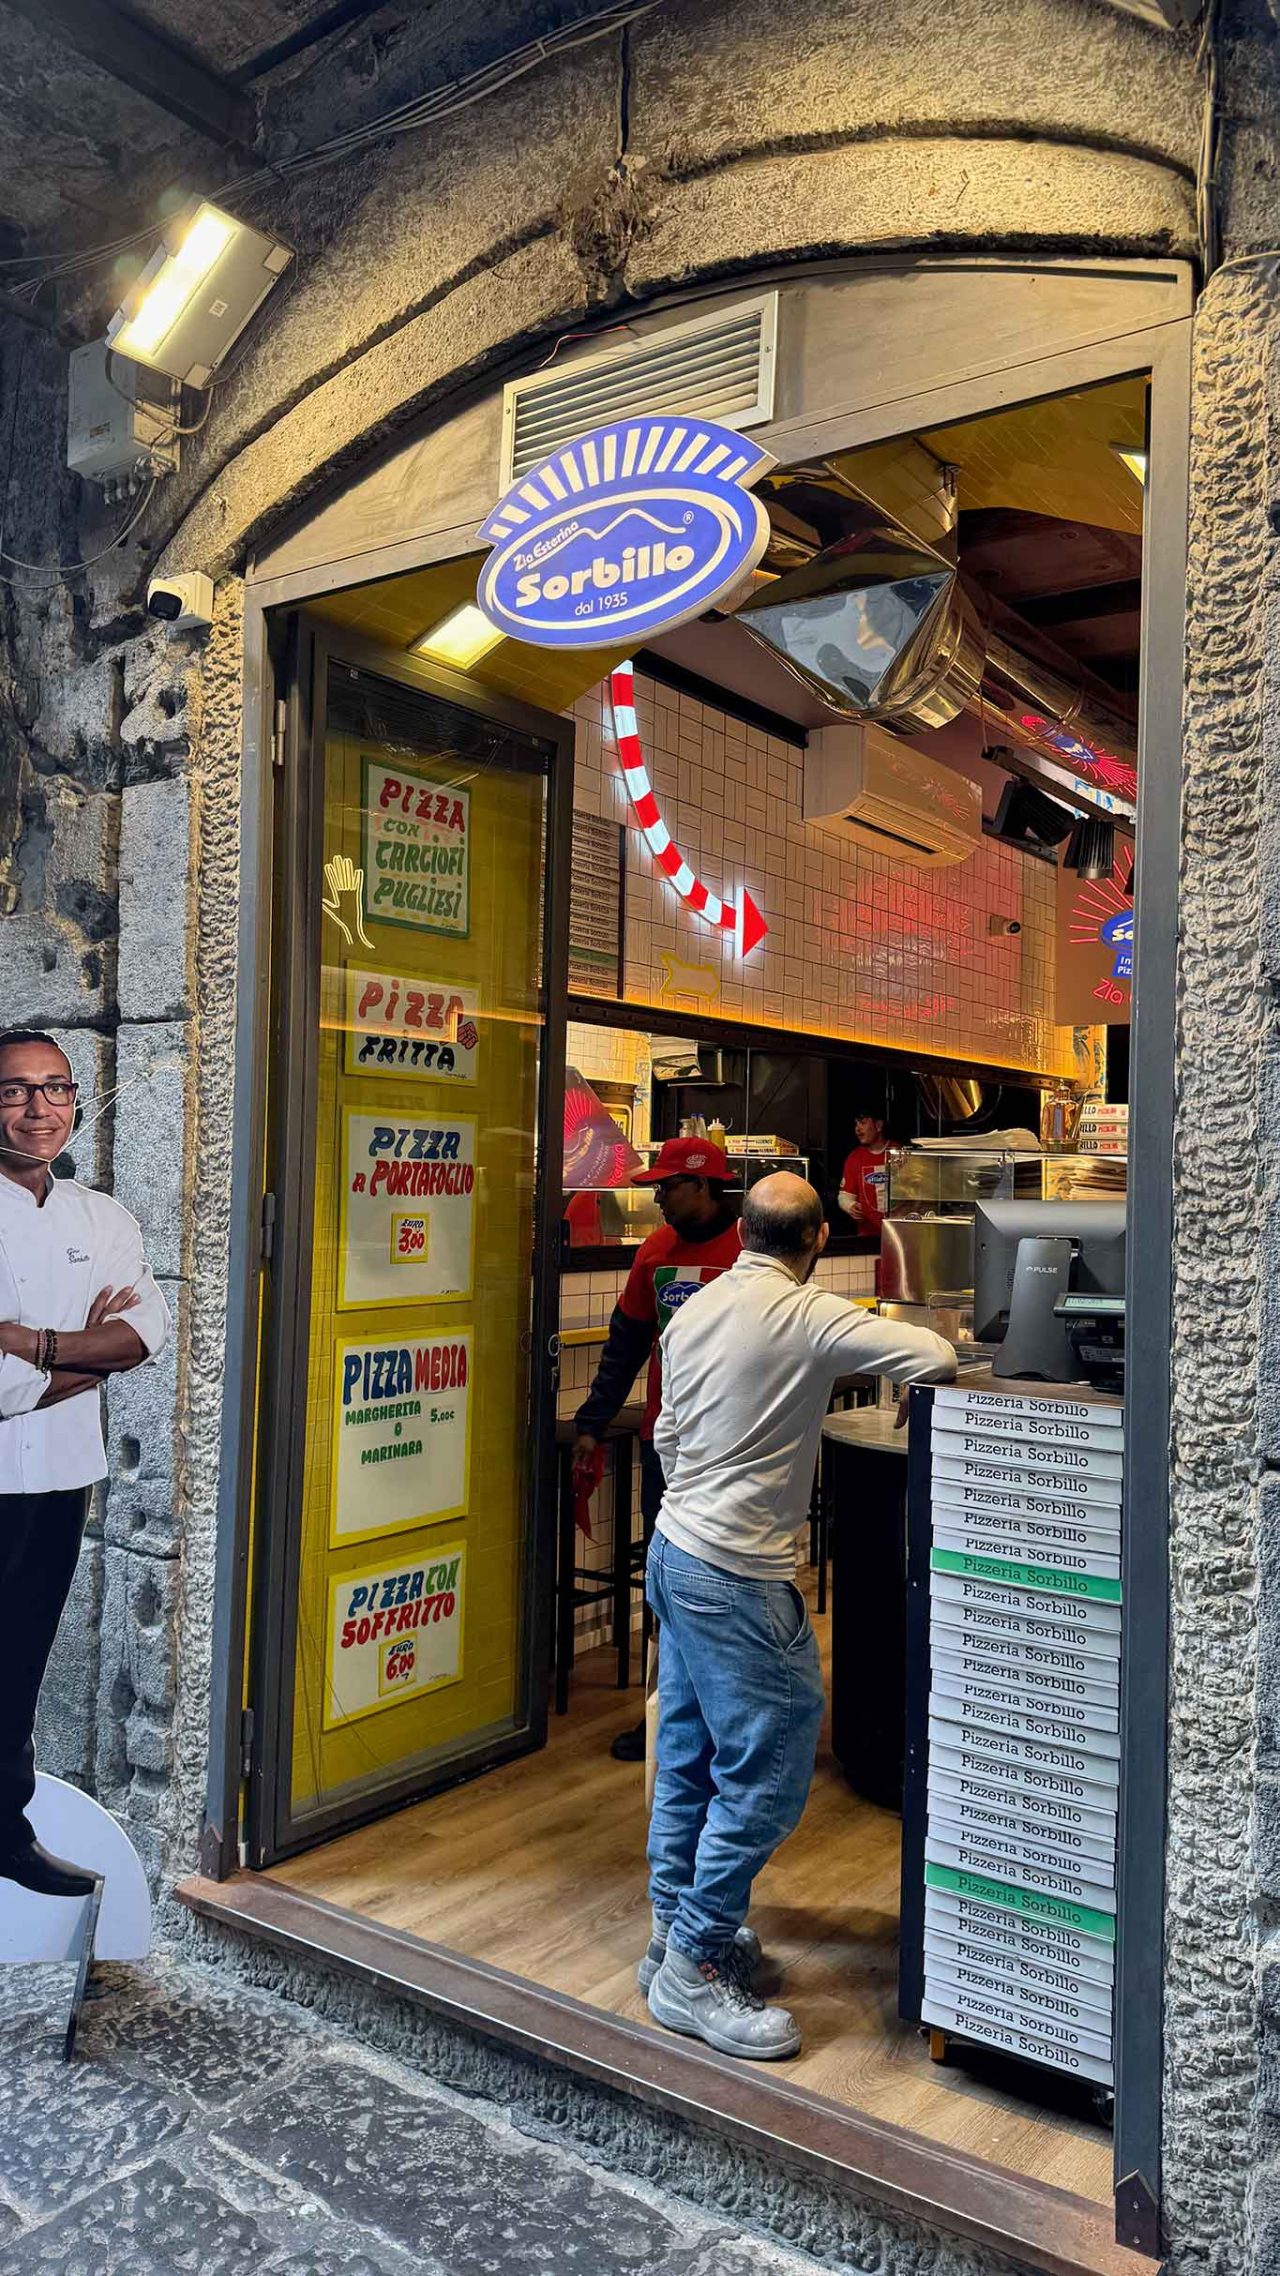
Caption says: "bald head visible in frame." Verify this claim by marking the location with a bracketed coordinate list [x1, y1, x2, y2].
[741, 1172, 827, 1272]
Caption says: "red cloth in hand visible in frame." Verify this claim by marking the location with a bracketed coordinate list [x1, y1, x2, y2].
[573, 1443, 606, 1539]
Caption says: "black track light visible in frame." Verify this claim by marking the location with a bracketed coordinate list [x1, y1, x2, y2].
[989, 777, 1076, 854]
[1064, 813, 1117, 880]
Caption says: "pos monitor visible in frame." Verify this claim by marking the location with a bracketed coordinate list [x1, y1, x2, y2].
[973, 1198, 1126, 1383]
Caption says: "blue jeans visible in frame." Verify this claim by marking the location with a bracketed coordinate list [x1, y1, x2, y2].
[645, 1531, 825, 1965]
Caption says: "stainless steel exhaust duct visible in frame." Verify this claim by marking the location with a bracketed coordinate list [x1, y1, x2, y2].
[732, 464, 1138, 821]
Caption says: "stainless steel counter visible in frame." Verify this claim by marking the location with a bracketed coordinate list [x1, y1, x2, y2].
[821, 1406, 910, 1456]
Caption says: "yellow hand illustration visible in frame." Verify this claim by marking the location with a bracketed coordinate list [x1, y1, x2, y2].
[321, 853, 373, 947]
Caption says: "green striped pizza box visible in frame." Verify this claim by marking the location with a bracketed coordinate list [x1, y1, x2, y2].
[924, 1859, 1115, 1941]
[930, 1545, 1121, 1603]
[930, 1568, 1121, 1632]
[926, 1831, 1116, 1906]
[932, 1524, 1120, 1583]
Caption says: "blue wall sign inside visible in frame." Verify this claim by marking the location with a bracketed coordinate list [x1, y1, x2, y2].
[1100, 907, 1133, 983]
[475, 416, 776, 649]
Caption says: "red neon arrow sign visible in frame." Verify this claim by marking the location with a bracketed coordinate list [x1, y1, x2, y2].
[609, 660, 768, 957]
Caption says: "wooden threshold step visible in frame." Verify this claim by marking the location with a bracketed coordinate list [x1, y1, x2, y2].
[176, 1872, 1157, 2276]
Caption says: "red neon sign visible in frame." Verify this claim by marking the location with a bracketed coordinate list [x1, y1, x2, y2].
[609, 661, 768, 956]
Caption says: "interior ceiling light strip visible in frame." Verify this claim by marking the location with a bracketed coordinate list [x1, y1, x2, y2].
[610, 661, 768, 956]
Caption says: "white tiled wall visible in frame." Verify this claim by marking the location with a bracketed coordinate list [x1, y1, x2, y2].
[570, 672, 1079, 1078]
[557, 1254, 874, 1423]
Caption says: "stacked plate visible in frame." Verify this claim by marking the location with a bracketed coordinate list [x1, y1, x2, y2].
[920, 1383, 1122, 2087]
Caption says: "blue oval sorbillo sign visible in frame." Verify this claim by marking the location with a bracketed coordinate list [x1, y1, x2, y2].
[475, 416, 776, 650]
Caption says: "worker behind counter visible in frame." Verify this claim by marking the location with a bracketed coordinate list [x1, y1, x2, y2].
[837, 1108, 892, 1237]
[571, 1137, 741, 1759]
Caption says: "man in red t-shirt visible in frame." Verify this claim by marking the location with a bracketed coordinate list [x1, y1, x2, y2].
[838, 1111, 891, 1236]
[573, 1137, 741, 1757]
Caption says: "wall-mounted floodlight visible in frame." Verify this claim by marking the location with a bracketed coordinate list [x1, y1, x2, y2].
[1110, 444, 1148, 486]
[107, 202, 292, 389]
[412, 604, 503, 670]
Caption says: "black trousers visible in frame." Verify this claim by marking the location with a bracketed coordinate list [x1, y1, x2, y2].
[0, 1487, 90, 1847]
[639, 1437, 665, 1531]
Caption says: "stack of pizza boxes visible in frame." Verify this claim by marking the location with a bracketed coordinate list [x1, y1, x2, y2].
[1079, 1102, 1129, 1155]
[920, 1384, 1122, 2088]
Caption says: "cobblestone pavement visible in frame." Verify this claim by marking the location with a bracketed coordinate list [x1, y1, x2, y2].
[0, 1956, 833, 2275]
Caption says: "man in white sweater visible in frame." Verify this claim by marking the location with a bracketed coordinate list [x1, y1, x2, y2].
[643, 1171, 955, 2060]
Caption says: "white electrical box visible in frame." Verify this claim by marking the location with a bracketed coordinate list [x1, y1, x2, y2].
[67, 340, 180, 498]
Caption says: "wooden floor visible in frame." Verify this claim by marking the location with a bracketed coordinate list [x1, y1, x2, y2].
[269, 1597, 1112, 2202]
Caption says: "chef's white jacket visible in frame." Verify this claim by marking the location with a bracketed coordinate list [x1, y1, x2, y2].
[0, 1171, 170, 1495]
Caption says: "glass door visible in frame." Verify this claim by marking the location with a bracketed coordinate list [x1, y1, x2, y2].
[248, 618, 570, 1864]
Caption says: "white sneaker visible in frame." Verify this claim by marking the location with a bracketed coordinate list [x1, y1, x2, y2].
[647, 1947, 801, 2059]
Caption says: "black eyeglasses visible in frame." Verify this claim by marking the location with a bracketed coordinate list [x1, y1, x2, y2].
[0, 1079, 78, 1107]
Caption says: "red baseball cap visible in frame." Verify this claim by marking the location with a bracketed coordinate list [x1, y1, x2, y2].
[635, 1137, 732, 1185]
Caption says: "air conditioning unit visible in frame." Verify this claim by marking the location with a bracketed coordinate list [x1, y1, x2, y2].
[803, 722, 982, 868]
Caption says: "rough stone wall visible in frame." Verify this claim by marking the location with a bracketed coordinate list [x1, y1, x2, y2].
[0, 314, 222, 1881]
[1163, 266, 1270, 2276]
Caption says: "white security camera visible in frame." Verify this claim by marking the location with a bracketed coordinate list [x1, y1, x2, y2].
[988, 914, 1022, 937]
[146, 572, 215, 631]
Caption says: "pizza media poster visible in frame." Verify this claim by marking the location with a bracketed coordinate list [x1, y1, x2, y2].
[344, 966, 479, 1084]
[339, 1109, 477, 1309]
[331, 1330, 472, 1546]
[362, 758, 470, 937]
[324, 1545, 465, 1727]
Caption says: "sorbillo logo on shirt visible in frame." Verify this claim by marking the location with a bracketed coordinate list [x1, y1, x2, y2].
[659, 1278, 706, 1312]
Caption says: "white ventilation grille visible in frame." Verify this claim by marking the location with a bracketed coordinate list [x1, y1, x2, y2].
[501, 294, 777, 487]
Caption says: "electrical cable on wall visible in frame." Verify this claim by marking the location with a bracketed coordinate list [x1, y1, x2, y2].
[0, 1, 665, 302]
[1186, 0, 1280, 287]
[0, 477, 157, 588]
[1195, 0, 1221, 276]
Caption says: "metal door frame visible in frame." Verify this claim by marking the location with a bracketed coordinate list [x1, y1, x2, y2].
[201, 258, 1190, 2248]
[219, 612, 572, 1868]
